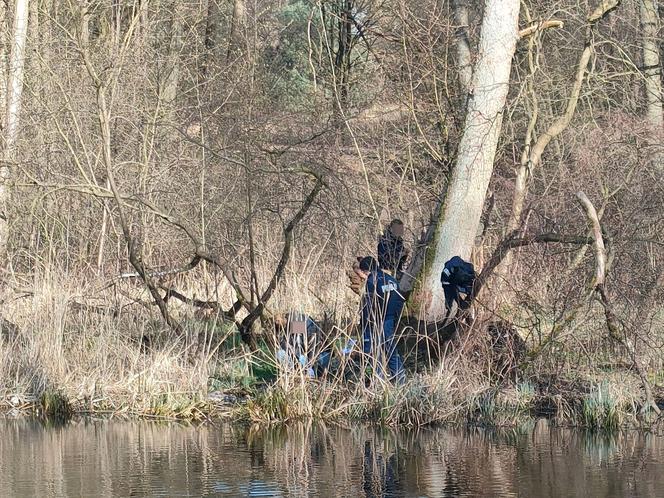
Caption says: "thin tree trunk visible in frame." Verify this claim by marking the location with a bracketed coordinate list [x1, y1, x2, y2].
[5, 0, 29, 153]
[452, 0, 472, 97]
[640, 0, 663, 131]
[162, 2, 181, 107]
[334, 0, 352, 120]
[422, 0, 520, 320]
[576, 191, 661, 416]
[500, 1, 617, 284]
[508, 42, 592, 234]
[79, 0, 90, 47]
[202, 0, 221, 76]
[0, 2, 8, 135]
[1, 0, 30, 258]
[227, 0, 246, 62]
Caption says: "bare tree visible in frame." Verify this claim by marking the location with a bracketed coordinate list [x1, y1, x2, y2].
[452, 0, 472, 97]
[227, 0, 247, 61]
[422, 0, 520, 320]
[1, 0, 29, 258]
[507, 2, 618, 247]
[639, 0, 663, 131]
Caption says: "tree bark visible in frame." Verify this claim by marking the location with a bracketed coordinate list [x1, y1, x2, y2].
[422, 0, 520, 320]
[640, 0, 663, 130]
[1, 0, 30, 259]
[162, 2, 182, 107]
[202, 0, 221, 76]
[452, 0, 472, 98]
[227, 0, 247, 62]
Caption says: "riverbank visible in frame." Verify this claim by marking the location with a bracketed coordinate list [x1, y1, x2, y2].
[2, 277, 663, 430]
[3, 351, 663, 431]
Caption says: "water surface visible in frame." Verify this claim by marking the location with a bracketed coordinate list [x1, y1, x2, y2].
[0, 418, 662, 497]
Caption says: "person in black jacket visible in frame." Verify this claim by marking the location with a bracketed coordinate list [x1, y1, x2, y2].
[377, 219, 409, 279]
[440, 256, 476, 313]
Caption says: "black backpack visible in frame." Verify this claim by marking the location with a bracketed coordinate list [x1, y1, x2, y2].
[441, 256, 476, 291]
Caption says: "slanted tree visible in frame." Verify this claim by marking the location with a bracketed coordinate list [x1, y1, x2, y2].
[421, 0, 520, 320]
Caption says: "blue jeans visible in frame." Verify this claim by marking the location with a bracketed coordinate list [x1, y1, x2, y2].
[363, 319, 404, 382]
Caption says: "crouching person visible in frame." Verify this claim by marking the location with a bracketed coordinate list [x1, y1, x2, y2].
[357, 256, 406, 384]
[440, 255, 476, 316]
[274, 311, 321, 378]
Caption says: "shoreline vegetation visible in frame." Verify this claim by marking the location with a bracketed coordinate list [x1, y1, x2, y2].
[2, 275, 662, 432]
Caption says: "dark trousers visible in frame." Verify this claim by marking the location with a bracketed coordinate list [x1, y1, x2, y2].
[362, 319, 404, 382]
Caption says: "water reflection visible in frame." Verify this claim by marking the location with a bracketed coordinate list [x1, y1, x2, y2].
[0, 417, 662, 497]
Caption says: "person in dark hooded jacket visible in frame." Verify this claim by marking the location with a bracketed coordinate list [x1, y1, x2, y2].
[377, 219, 409, 279]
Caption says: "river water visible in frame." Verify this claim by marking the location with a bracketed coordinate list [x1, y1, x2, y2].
[0, 418, 662, 497]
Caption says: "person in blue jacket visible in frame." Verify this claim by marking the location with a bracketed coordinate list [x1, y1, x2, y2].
[357, 256, 406, 382]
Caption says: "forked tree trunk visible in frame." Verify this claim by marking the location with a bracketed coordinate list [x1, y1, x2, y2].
[500, 1, 617, 281]
[0, 0, 30, 259]
[422, 0, 520, 320]
[508, 38, 593, 234]
[640, 0, 663, 131]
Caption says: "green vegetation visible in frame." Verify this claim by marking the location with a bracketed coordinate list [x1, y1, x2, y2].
[38, 388, 72, 421]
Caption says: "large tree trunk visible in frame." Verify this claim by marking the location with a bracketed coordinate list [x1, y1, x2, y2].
[1, 0, 30, 259]
[422, 0, 520, 320]
[640, 0, 663, 131]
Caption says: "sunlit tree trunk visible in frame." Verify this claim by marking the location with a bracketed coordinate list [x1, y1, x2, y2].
[79, 0, 90, 47]
[422, 0, 520, 320]
[640, 0, 663, 131]
[1, 0, 30, 258]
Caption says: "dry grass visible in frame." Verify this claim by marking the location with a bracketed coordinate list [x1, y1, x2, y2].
[1, 271, 662, 431]
[1, 274, 213, 419]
